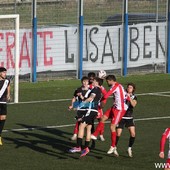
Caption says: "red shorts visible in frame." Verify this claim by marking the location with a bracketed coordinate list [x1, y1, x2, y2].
[104, 107, 126, 125]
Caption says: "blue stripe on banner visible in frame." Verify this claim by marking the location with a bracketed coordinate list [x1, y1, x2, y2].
[123, 13, 128, 76]
[32, 17, 37, 82]
[79, 15, 83, 79]
[167, 11, 170, 73]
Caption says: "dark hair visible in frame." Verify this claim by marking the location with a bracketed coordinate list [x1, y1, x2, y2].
[81, 76, 89, 83]
[88, 72, 96, 78]
[127, 83, 136, 92]
[0, 67, 7, 72]
[94, 77, 103, 86]
[105, 75, 116, 81]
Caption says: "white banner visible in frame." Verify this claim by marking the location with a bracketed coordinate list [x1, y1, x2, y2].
[0, 22, 166, 75]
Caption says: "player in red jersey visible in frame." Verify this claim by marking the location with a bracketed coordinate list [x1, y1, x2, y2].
[91, 75, 129, 156]
[0, 67, 10, 145]
[159, 128, 170, 170]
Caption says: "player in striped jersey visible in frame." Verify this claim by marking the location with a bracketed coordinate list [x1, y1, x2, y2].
[0, 67, 10, 145]
[69, 77, 102, 157]
[116, 83, 137, 157]
[91, 75, 129, 156]
[159, 128, 170, 170]
[68, 76, 89, 140]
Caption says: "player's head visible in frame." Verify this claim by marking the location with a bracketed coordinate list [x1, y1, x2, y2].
[105, 75, 116, 86]
[93, 77, 103, 86]
[127, 83, 136, 93]
[81, 76, 89, 86]
[0, 67, 7, 79]
[88, 72, 96, 84]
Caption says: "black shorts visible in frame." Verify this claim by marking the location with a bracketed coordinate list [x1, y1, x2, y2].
[76, 110, 87, 119]
[81, 110, 98, 125]
[116, 118, 135, 129]
[0, 104, 7, 115]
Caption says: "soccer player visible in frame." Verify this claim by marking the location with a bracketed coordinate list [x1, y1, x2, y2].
[68, 76, 89, 141]
[91, 75, 129, 156]
[69, 77, 102, 157]
[88, 71, 107, 141]
[88, 72, 96, 85]
[116, 83, 137, 157]
[159, 128, 170, 170]
[0, 67, 10, 145]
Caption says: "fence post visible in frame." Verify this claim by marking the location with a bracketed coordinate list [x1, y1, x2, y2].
[32, 0, 37, 82]
[167, 0, 170, 73]
[77, 0, 83, 79]
[122, 0, 128, 76]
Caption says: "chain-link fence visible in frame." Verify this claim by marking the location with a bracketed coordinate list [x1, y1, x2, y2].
[0, 0, 168, 81]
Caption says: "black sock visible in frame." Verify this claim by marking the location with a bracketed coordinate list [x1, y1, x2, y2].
[129, 136, 135, 147]
[0, 120, 5, 135]
[116, 136, 120, 146]
[84, 141, 90, 148]
[90, 139, 95, 149]
[91, 122, 95, 133]
[77, 137, 82, 148]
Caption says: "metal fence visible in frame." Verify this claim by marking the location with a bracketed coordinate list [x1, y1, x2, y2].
[0, 0, 168, 81]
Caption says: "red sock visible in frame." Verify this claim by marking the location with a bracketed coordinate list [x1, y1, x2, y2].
[93, 122, 104, 137]
[73, 121, 79, 134]
[99, 123, 105, 135]
[111, 131, 116, 147]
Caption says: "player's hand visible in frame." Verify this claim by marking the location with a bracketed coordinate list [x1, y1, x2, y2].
[7, 95, 11, 102]
[100, 101, 106, 108]
[159, 152, 164, 159]
[68, 105, 73, 111]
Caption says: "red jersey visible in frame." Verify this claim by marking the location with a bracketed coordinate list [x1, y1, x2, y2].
[160, 128, 170, 158]
[103, 82, 128, 111]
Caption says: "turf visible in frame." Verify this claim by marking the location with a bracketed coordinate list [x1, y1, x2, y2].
[0, 73, 170, 170]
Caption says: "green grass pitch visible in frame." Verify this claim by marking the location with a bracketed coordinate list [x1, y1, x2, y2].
[0, 73, 170, 170]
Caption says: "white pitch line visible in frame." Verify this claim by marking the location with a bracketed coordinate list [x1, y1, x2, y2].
[3, 116, 170, 133]
[8, 91, 170, 105]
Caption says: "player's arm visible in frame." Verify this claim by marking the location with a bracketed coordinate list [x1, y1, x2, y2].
[129, 96, 137, 107]
[68, 97, 76, 110]
[7, 83, 10, 101]
[159, 128, 170, 158]
[84, 93, 96, 103]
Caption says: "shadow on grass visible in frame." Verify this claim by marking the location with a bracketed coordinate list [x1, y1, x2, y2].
[3, 123, 82, 159]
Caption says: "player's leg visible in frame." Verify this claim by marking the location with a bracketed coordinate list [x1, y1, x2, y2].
[127, 124, 135, 157]
[90, 119, 96, 149]
[80, 124, 91, 157]
[97, 108, 105, 141]
[116, 128, 123, 146]
[0, 104, 7, 145]
[116, 119, 125, 146]
[107, 109, 126, 156]
[70, 121, 79, 140]
[80, 111, 97, 157]
[69, 122, 86, 153]
[91, 108, 111, 139]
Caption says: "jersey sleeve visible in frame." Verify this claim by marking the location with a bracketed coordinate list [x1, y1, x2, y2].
[103, 83, 119, 100]
[160, 128, 170, 152]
